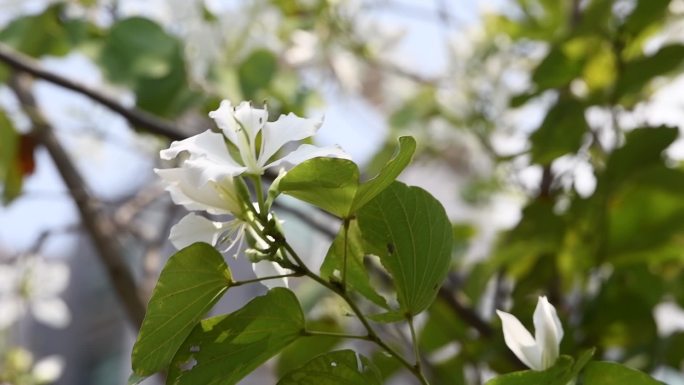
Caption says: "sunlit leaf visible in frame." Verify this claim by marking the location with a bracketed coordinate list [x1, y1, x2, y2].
[168, 288, 304, 385]
[582, 361, 665, 384]
[132, 243, 231, 376]
[357, 182, 452, 315]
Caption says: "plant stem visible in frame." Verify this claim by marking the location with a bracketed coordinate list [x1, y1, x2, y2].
[251, 174, 266, 218]
[278, 240, 428, 385]
[408, 316, 430, 385]
[231, 272, 302, 287]
[303, 330, 370, 341]
[342, 217, 350, 291]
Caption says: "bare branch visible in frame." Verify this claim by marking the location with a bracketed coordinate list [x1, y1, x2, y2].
[0, 42, 184, 141]
[9, 73, 146, 329]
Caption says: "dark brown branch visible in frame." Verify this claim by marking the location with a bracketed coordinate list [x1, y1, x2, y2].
[10, 73, 146, 329]
[0, 42, 184, 141]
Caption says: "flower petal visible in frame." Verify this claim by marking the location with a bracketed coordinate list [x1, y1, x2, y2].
[0, 297, 23, 329]
[208, 101, 240, 145]
[259, 113, 323, 167]
[265, 143, 350, 171]
[155, 168, 240, 215]
[32, 356, 65, 383]
[31, 298, 70, 329]
[160, 130, 234, 164]
[169, 213, 224, 249]
[252, 260, 291, 289]
[32, 260, 69, 297]
[233, 101, 268, 145]
[496, 309, 542, 370]
[533, 296, 563, 369]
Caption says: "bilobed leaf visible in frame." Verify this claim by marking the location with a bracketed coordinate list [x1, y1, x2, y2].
[582, 361, 665, 385]
[320, 221, 388, 308]
[168, 288, 305, 385]
[132, 243, 231, 376]
[485, 356, 574, 385]
[530, 97, 588, 165]
[279, 157, 359, 217]
[357, 182, 453, 316]
[277, 350, 382, 385]
[351, 136, 416, 212]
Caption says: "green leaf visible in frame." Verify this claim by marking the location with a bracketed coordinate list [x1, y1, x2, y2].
[168, 288, 305, 385]
[320, 221, 389, 308]
[131, 243, 231, 376]
[277, 350, 382, 385]
[582, 361, 665, 385]
[127, 373, 147, 385]
[530, 97, 588, 165]
[276, 318, 342, 377]
[350, 136, 416, 212]
[623, 0, 671, 37]
[0, 110, 21, 204]
[98, 17, 196, 117]
[616, 45, 684, 100]
[238, 49, 278, 99]
[279, 157, 359, 217]
[357, 182, 453, 316]
[603, 126, 678, 190]
[485, 356, 574, 385]
[0, 4, 71, 57]
[532, 46, 583, 90]
[279, 137, 415, 218]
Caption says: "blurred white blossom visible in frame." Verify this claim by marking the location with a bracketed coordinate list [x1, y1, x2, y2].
[0, 254, 70, 329]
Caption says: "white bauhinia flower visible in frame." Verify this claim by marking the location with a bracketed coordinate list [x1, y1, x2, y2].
[0, 255, 70, 329]
[496, 296, 564, 371]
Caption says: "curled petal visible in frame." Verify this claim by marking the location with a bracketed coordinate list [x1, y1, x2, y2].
[208, 101, 240, 145]
[169, 213, 225, 249]
[259, 113, 323, 167]
[233, 101, 268, 145]
[155, 168, 240, 215]
[496, 310, 542, 370]
[534, 296, 563, 369]
[266, 143, 350, 171]
[160, 130, 232, 164]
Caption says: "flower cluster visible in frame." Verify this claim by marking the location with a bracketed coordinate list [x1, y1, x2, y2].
[497, 296, 564, 371]
[156, 101, 347, 286]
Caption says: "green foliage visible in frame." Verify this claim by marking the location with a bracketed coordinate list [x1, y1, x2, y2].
[357, 182, 453, 316]
[582, 361, 665, 385]
[279, 136, 416, 217]
[487, 350, 593, 385]
[167, 288, 304, 385]
[98, 17, 197, 117]
[530, 96, 588, 164]
[239, 49, 278, 99]
[131, 243, 232, 376]
[0, 110, 22, 204]
[277, 350, 383, 385]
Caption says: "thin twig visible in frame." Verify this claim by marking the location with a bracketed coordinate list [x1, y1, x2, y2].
[9, 73, 146, 329]
[0, 42, 184, 141]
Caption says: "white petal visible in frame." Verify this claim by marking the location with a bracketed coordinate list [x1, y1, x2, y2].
[259, 113, 323, 167]
[252, 261, 291, 289]
[32, 355, 65, 383]
[533, 296, 563, 369]
[169, 213, 224, 249]
[208, 100, 240, 145]
[233, 101, 268, 145]
[265, 144, 350, 171]
[155, 168, 240, 215]
[496, 310, 542, 370]
[0, 297, 23, 328]
[31, 299, 70, 329]
[32, 261, 69, 296]
[0, 265, 20, 293]
[160, 130, 232, 164]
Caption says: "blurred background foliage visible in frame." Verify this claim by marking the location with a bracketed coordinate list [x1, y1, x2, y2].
[1, 0, 684, 384]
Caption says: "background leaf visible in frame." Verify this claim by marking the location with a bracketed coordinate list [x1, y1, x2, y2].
[582, 361, 665, 385]
[132, 242, 231, 376]
[167, 288, 304, 385]
[357, 182, 453, 316]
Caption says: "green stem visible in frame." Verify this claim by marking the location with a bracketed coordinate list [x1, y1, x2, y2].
[231, 272, 302, 287]
[408, 316, 430, 385]
[303, 330, 370, 341]
[342, 218, 350, 291]
[251, 174, 266, 218]
[279, 240, 427, 384]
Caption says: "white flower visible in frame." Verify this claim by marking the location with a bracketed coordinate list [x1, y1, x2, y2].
[0, 255, 70, 329]
[496, 296, 564, 371]
[32, 355, 65, 384]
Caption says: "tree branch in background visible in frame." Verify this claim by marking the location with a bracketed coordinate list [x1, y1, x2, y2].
[9, 73, 146, 329]
[0, 42, 184, 141]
